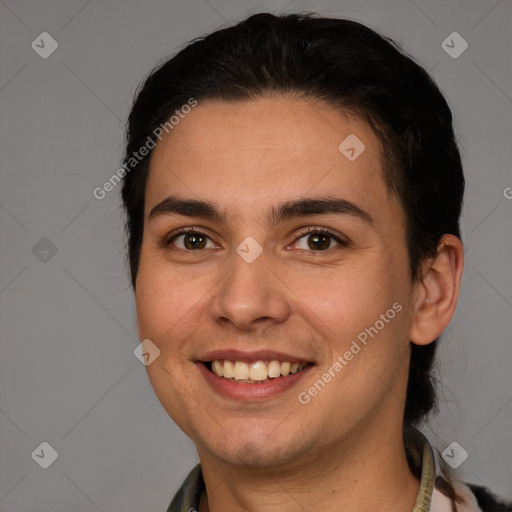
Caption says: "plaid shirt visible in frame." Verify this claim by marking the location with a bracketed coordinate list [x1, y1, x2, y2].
[166, 427, 508, 511]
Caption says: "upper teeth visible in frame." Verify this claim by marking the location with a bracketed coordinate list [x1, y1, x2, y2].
[211, 360, 307, 382]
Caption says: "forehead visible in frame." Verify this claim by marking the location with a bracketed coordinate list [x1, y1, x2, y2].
[145, 96, 396, 224]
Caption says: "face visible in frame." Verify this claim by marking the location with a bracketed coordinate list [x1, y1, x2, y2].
[135, 96, 420, 469]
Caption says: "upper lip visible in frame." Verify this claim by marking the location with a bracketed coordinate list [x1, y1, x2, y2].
[197, 349, 313, 364]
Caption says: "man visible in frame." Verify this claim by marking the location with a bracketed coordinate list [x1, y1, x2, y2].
[120, 12, 511, 512]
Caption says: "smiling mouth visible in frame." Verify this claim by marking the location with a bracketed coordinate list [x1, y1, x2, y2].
[204, 359, 310, 383]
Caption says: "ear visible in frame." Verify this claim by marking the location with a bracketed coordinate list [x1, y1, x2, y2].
[410, 234, 464, 346]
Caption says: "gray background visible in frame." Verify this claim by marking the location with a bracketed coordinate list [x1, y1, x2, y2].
[0, 0, 511, 510]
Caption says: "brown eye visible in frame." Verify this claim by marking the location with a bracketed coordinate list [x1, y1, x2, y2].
[307, 233, 332, 250]
[182, 233, 207, 250]
[166, 229, 215, 250]
[293, 229, 348, 251]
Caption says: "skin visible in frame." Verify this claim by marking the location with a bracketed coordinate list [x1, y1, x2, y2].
[134, 96, 464, 512]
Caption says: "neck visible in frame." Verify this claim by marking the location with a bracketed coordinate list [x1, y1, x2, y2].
[197, 421, 421, 512]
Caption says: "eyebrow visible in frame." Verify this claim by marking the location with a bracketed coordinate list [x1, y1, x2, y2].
[148, 195, 375, 228]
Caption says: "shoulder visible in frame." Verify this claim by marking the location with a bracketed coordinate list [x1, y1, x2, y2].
[432, 479, 512, 512]
[406, 426, 511, 512]
[464, 483, 512, 512]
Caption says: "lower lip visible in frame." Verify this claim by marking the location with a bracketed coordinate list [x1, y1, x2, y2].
[197, 362, 313, 401]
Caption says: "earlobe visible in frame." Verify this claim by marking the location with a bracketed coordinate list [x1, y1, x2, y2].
[410, 234, 464, 346]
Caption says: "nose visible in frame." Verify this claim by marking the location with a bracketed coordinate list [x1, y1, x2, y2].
[209, 246, 291, 331]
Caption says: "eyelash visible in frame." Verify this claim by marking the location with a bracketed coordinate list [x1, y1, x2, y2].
[162, 226, 349, 252]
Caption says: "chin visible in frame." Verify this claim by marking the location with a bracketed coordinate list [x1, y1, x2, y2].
[196, 428, 311, 469]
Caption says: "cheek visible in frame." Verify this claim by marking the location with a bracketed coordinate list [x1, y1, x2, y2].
[302, 257, 394, 320]
[135, 262, 204, 431]
[135, 257, 201, 343]
[296, 254, 408, 359]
